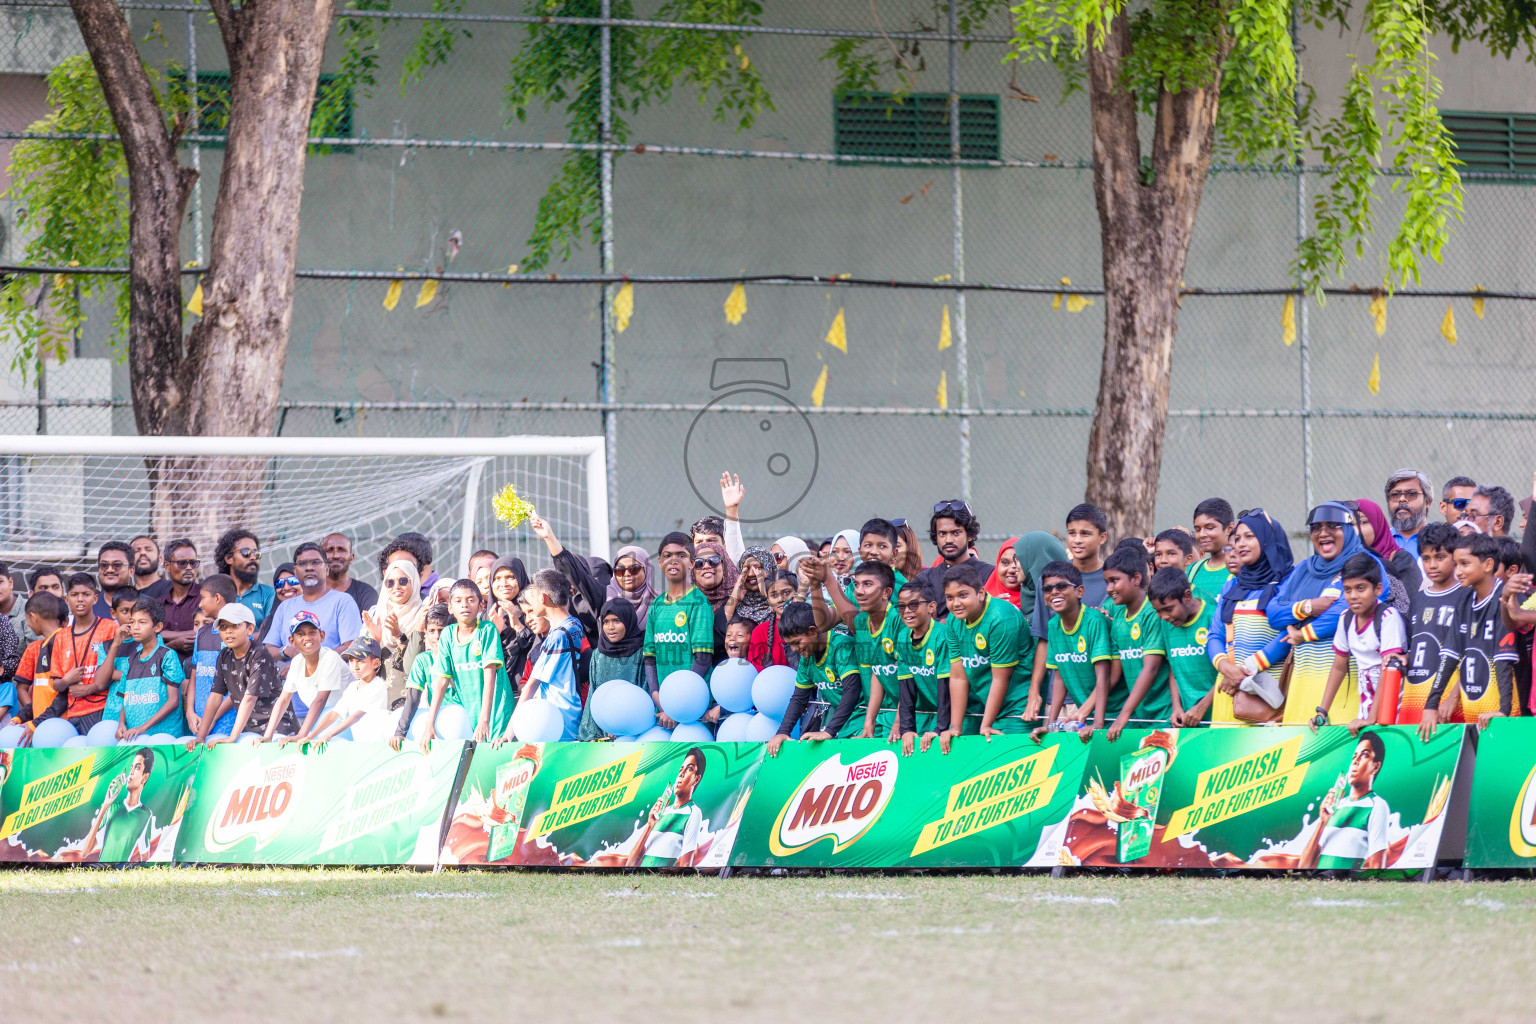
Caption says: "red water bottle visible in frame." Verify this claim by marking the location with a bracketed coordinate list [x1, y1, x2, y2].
[1375, 665, 1402, 725]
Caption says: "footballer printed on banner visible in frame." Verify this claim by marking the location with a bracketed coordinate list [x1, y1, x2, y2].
[202, 753, 306, 853]
[769, 749, 898, 857]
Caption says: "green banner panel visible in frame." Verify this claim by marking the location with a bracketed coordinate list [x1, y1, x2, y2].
[0, 744, 202, 863]
[441, 741, 765, 867]
[1465, 719, 1536, 868]
[1046, 725, 1461, 869]
[726, 735, 1092, 868]
[174, 740, 466, 865]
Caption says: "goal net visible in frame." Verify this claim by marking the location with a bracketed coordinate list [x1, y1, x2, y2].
[0, 435, 609, 583]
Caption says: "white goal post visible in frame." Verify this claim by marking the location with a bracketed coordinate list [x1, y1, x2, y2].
[0, 434, 609, 581]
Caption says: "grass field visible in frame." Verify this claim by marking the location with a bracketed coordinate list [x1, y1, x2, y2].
[3, 869, 1534, 1022]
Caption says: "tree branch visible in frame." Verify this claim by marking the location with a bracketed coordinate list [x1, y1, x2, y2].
[206, 0, 244, 60]
[1086, 13, 1141, 231]
[68, 0, 177, 177]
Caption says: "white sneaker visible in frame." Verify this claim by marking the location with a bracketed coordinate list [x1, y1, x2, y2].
[1239, 670, 1285, 709]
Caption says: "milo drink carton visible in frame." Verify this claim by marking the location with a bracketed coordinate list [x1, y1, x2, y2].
[1116, 741, 1171, 863]
[487, 744, 543, 861]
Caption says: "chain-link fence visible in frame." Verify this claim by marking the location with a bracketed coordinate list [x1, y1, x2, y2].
[0, 1, 1532, 550]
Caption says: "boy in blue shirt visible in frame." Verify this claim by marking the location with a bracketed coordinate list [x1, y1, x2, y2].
[116, 596, 187, 740]
[523, 568, 585, 742]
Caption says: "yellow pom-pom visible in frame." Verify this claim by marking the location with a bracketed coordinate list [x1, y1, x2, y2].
[492, 484, 537, 528]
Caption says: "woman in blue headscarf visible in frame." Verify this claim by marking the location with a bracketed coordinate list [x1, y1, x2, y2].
[1265, 501, 1384, 725]
[1207, 508, 1295, 724]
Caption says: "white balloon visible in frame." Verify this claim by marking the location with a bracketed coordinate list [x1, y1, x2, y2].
[670, 721, 714, 743]
[512, 698, 566, 743]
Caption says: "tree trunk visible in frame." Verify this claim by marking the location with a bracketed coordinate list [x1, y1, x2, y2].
[72, 0, 335, 545]
[1081, 13, 1225, 540]
[68, 0, 196, 437]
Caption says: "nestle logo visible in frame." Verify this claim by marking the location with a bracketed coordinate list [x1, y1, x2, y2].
[845, 760, 888, 783]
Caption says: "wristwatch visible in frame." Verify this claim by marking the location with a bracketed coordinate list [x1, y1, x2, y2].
[1311, 706, 1328, 728]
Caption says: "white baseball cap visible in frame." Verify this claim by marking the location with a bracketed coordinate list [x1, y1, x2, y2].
[215, 603, 257, 627]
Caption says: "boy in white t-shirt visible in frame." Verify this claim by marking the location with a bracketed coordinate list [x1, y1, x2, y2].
[269, 611, 350, 743]
[1315, 553, 1405, 735]
[312, 637, 392, 742]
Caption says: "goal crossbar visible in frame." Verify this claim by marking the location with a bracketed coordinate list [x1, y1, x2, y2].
[0, 434, 611, 566]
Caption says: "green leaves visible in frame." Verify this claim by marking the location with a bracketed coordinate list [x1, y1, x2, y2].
[0, 56, 137, 377]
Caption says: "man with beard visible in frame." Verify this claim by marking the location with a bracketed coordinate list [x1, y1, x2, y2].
[914, 501, 994, 621]
[262, 542, 362, 665]
[322, 532, 378, 613]
[214, 527, 276, 626]
[130, 535, 167, 598]
[1384, 469, 1432, 559]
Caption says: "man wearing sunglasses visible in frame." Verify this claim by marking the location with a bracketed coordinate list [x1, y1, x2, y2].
[92, 540, 134, 620]
[157, 539, 202, 656]
[914, 500, 993, 622]
[1440, 476, 1477, 525]
[214, 527, 277, 627]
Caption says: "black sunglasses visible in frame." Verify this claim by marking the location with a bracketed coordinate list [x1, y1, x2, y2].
[693, 555, 722, 569]
[1040, 581, 1075, 594]
[933, 499, 971, 517]
[1450, 497, 1472, 511]
[1237, 507, 1266, 521]
[890, 517, 908, 529]
[895, 599, 926, 611]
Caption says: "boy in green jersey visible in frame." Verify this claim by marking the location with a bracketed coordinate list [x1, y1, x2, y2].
[1032, 561, 1113, 743]
[426, 580, 514, 744]
[1153, 528, 1196, 573]
[391, 603, 451, 750]
[894, 579, 952, 753]
[643, 532, 716, 725]
[768, 603, 862, 755]
[1103, 547, 1174, 738]
[815, 558, 901, 738]
[940, 562, 1033, 751]
[1188, 497, 1236, 600]
[1149, 567, 1220, 726]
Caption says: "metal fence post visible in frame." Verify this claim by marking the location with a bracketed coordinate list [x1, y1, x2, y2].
[948, 0, 970, 501]
[599, 0, 618, 538]
[1292, 8, 1312, 510]
[187, 2, 203, 266]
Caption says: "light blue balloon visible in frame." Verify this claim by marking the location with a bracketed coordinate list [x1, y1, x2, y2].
[406, 708, 430, 741]
[751, 665, 797, 719]
[658, 670, 710, 725]
[146, 733, 178, 745]
[744, 712, 782, 742]
[32, 717, 80, 748]
[512, 698, 566, 742]
[612, 734, 640, 743]
[637, 725, 673, 742]
[61, 734, 91, 747]
[591, 681, 655, 736]
[0, 724, 24, 749]
[434, 703, 473, 741]
[86, 720, 121, 746]
[670, 721, 714, 743]
[709, 658, 758, 714]
[715, 712, 755, 742]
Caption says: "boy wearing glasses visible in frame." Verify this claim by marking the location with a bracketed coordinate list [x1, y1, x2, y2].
[1031, 561, 1114, 743]
[894, 579, 952, 752]
[642, 533, 715, 725]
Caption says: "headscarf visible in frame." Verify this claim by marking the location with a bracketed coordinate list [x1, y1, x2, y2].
[1012, 532, 1069, 617]
[734, 545, 777, 623]
[596, 598, 644, 658]
[1275, 500, 1380, 607]
[587, 556, 613, 592]
[369, 558, 421, 647]
[606, 545, 658, 628]
[272, 562, 297, 589]
[1220, 509, 1295, 625]
[1355, 498, 1403, 560]
[693, 540, 738, 611]
[490, 555, 530, 593]
[830, 529, 860, 590]
[984, 536, 1023, 608]
[773, 536, 810, 570]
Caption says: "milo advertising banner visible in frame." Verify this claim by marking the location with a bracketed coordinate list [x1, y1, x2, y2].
[441, 741, 764, 867]
[1036, 726, 1461, 870]
[726, 736, 1092, 868]
[0, 744, 200, 863]
[176, 741, 466, 865]
[1465, 720, 1536, 868]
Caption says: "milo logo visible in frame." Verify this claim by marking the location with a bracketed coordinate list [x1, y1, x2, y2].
[770, 750, 898, 856]
[204, 755, 305, 852]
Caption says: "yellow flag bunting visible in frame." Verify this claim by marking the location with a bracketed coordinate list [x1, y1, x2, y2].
[936, 370, 948, 410]
[1368, 294, 1386, 337]
[1368, 352, 1381, 395]
[415, 279, 437, 309]
[825, 308, 847, 352]
[383, 280, 403, 311]
[810, 364, 828, 407]
[724, 282, 746, 325]
[939, 304, 952, 351]
[613, 282, 634, 332]
[1440, 304, 1457, 345]
[1281, 295, 1295, 346]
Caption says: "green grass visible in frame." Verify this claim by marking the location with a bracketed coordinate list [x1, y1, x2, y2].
[2, 870, 1534, 1021]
